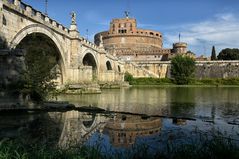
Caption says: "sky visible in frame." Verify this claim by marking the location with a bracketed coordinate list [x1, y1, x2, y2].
[22, 0, 239, 56]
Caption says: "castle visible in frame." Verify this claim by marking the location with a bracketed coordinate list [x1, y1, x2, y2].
[94, 13, 195, 61]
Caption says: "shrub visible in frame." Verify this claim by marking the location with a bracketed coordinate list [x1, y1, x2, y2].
[124, 72, 134, 83]
[171, 55, 196, 85]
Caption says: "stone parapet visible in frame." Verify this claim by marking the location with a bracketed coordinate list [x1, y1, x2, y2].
[3, 0, 70, 37]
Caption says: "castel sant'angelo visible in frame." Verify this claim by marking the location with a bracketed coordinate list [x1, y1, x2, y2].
[95, 13, 194, 61]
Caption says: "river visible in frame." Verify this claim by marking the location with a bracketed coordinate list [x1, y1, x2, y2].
[1, 87, 239, 157]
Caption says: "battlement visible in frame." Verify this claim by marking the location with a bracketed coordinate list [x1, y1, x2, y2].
[81, 37, 101, 51]
[173, 42, 187, 48]
[3, 0, 70, 35]
[172, 42, 188, 54]
[94, 16, 164, 54]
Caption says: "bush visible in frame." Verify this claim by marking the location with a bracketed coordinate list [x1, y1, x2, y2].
[124, 72, 134, 83]
[171, 55, 196, 84]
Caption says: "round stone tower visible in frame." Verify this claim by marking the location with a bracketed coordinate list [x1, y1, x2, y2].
[94, 15, 163, 56]
[172, 42, 188, 54]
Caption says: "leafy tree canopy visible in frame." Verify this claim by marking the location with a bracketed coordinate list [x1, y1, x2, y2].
[16, 34, 60, 101]
[171, 55, 196, 85]
[217, 48, 239, 60]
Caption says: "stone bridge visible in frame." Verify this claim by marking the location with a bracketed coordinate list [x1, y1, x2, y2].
[0, 0, 125, 86]
[48, 111, 107, 148]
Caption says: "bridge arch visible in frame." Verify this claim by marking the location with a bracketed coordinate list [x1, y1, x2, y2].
[9, 24, 67, 84]
[106, 61, 113, 70]
[57, 111, 103, 148]
[82, 50, 99, 80]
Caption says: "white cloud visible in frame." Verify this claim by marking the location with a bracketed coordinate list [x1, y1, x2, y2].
[164, 13, 239, 56]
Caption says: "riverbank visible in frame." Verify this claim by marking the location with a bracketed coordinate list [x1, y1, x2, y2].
[1, 133, 238, 159]
[127, 77, 239, 86]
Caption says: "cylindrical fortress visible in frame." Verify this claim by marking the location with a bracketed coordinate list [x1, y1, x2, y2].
[173, 42, 188, 54]
[94, 17, 163, 54]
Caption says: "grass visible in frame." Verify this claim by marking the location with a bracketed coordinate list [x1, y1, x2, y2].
[128, 77, 174, 85]
[126, 77, 239, 86]
[0, 138, 102, 159]
[1, 132, 239, 159]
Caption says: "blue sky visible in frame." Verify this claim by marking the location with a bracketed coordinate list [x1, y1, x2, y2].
[23, 0, 239, 56]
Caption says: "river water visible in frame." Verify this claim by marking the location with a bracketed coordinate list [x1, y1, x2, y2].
[1, 87, 239, 156]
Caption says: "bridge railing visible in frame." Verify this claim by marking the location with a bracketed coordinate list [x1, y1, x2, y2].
[81, 37, 102, 50]
[4, 0, 70, 35]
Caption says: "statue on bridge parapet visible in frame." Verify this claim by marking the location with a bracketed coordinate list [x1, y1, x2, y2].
[69, 11, 79, 37]
[71, 11, 77, 25]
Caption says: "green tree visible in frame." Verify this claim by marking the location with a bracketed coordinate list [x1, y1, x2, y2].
[217, 48, 239, 60]
[171, 55, 196, 84]
[124, 71, 134, 83]
[211, 46, 217, 60]
[21, 49, 58, 101]
[16, 34, 60, 102]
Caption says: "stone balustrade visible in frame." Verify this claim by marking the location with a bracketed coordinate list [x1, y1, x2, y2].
[81, 37, 102, 51]
[4, 0, 70, 35]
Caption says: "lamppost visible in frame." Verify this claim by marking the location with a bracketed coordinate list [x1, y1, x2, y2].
[45, 0, 48, 16]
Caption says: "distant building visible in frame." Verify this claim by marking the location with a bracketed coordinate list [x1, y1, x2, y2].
[196, 55, 210, 61]
[94, 14, 194, 61]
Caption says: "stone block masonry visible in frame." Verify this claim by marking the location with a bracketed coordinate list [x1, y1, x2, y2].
[127, 61, 239, 79]
[1, 0, 125, 88]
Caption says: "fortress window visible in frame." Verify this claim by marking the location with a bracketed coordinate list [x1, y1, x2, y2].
[118, 29, 127, 34]
[130, 24, 133, 31]
[150, 32, 154, 35]
[3, 15, 7, 26]
[112, 24, 115, 31]
[156, 34, 159, 36]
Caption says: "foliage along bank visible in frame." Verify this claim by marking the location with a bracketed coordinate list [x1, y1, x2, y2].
[125, 55, 239, 86]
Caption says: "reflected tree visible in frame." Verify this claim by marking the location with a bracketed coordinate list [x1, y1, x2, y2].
[169, 88, 196, 117]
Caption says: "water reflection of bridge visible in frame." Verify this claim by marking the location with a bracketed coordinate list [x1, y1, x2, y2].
[48, 111, 164, 148]
[49, 111, 108, 148]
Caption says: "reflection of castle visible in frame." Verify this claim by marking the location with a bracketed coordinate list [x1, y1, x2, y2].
[104, 115, 162, 147]
[95, 14, 195, 61]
